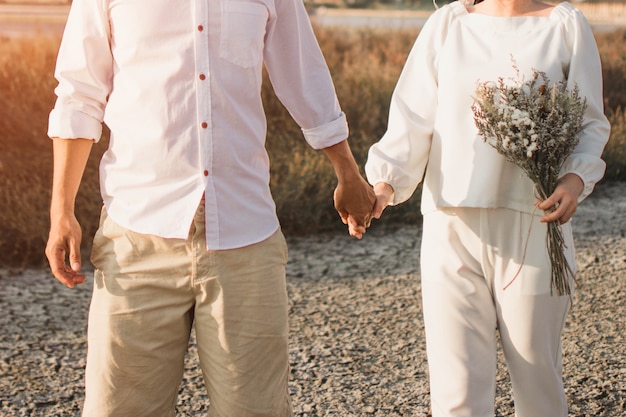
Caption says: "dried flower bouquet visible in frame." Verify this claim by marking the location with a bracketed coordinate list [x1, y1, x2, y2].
[472, 61, 587, 296]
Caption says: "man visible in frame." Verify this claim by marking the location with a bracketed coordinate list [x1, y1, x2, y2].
[45, 0, 374, 415]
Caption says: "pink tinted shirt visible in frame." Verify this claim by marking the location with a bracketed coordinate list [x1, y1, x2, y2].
[48, 0, 348, 249]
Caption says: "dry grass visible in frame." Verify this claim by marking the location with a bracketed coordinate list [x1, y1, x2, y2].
[595, 29, 626, 180]
[1, 27, 625, 266]
[575, 1, 626, 24]
[0, 35, 107, 266]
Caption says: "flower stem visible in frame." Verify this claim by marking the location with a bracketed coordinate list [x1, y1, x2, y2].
[536, 184, 574, 297]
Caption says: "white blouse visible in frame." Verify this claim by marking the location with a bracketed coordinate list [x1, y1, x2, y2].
[365, 1, 610, 216]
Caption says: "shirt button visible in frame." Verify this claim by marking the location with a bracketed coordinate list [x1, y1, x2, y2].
[203, 170, 209, 176]
[199, 74, 206, 81]
[197, 25, 204, 31]
[201, 122, 208, 129]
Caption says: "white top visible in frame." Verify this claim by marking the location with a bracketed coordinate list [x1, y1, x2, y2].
[48, 0, 348, 249]
[365, 1, 610, 215]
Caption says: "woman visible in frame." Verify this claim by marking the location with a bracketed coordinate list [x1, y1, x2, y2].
[362, 0, 610, 416]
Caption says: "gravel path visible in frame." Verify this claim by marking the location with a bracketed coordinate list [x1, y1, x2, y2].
[1, 182, 625, 416]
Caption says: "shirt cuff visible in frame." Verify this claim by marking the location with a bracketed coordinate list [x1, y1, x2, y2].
[559, 155, 607, 202]
[47, 108, 103, 142]
[301, 112, 349, 150]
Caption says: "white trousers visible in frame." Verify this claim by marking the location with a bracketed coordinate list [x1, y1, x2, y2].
[420, 207, 575, 417]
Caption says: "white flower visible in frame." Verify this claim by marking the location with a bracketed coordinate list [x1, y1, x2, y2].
[526, 142, 538, 157]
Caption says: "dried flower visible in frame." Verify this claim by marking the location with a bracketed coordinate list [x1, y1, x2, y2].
[471, 58, 587, 296]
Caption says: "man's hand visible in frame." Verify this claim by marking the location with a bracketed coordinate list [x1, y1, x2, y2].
[334, 175, 376, 239]
[323, 140, 376, 239]
[47, 137, 93, 288]
[537, 173, 584, 224]
[46, 213, 86, 288]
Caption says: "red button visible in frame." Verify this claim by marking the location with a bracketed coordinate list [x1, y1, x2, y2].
[199, 74, 206, 80]
[203, 170, 209, 176]
[201, 122, 208, 129]
[197, 25, 204, 31]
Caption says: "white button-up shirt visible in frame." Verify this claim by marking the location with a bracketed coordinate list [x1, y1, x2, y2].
[48, 0, 348, 249]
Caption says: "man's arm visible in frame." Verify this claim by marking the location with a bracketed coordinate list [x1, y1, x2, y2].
[261, 0, 375, 236]
[45, 138, 94, 288]
[323, 140, 376, 239]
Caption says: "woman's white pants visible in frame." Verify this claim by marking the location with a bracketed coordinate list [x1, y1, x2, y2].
[420, 207, 575, 417]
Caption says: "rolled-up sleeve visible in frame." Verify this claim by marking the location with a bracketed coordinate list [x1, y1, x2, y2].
[262, 0, 348, 150]
[559, 7, 610, 201]
[47, 0, 113, 142]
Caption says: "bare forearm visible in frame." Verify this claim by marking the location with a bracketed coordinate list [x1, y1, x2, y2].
[50, 138, 94, 218]
[322, 140, 363, 183]
[46, 137, 93, 287]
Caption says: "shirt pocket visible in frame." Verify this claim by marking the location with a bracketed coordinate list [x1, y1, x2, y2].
[220, 1, 269, 69]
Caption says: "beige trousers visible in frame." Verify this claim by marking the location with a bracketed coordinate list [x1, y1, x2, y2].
[420, 207, 575, 417]
[85, 201, 292, 417]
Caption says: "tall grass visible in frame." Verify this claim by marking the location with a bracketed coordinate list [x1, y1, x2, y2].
[595, 29, 626, 180]
[1, 27, 625, 266]
[0, 35, 107, 267]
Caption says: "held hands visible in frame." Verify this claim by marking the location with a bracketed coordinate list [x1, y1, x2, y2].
[334, 175, 376, 239]
[537, 173, 584, 224]
[323, 141, 395, 238]
[335, 180, 395, 238]
[45, 213, 86, 288]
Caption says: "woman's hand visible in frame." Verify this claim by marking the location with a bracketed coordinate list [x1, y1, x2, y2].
[537, 173, 584, 224]
[372, 182, 395, 220]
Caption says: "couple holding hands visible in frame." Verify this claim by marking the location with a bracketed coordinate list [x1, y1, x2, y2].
[46, 0, 608, 416]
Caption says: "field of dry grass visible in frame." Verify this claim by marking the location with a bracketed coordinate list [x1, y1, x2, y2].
[1, 27, 625, 266]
